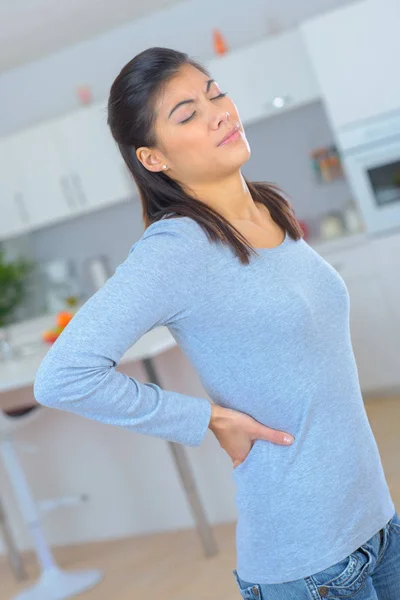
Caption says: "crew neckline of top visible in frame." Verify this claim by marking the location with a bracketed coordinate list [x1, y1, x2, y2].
[254, 228, 290, 253]
[160, 214, 292, 254]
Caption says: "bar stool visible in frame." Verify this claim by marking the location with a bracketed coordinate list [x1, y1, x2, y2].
[0, 494, 27, 581]
[0, 405, 103, 600]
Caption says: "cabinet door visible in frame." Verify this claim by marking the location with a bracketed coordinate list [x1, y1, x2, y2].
[323, 243, 400, 392]
[301, 0, 400, 128]
[9, 123, 82, 229]
[207, 28, 320, 127]
[247, 29, 320, 122]
[0, 139, 31, 240]
[370, 232, 400, 346]
[54, 104, 134, 212]
[344, 277, 400, 392]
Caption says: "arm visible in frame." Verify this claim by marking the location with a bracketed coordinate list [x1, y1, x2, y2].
[33, 221, 212, 447]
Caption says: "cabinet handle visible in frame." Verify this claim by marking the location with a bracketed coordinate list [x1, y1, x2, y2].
[70, 172, 88, 207]
[60, 176, 77, 211]
[14, 192, 30, 225]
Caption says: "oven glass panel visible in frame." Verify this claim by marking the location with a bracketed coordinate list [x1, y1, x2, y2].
[367, 159, 400, 206]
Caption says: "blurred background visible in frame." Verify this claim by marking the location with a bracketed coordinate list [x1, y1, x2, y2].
[0, 0, 399, 598]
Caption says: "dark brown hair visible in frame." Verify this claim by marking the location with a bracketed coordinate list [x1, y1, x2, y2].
[107, 46, 303, 265]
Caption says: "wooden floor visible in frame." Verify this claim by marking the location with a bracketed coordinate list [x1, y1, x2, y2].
[1, 394, 399, 600]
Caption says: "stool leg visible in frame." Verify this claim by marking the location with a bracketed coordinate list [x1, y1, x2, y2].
[167, 441, 218, 557]
[0, 496, 27, 581]
[142, 356, 218, 557]
[0, 438, 103, 600]
[0, 438, 55, 571]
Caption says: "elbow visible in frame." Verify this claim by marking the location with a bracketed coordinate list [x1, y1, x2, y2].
[34, 354, 110, 413]
[33, 354, 72, 409]
[33, 363, 59, 408]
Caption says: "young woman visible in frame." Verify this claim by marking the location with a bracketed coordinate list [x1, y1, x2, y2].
[34, 47, 400, 599]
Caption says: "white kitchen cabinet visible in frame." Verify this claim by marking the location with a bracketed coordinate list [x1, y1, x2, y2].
[206, 28, 320, 126]
[369, 231, 400, 347]
[344, 277, 400, 392]
[301, 0, 400, 129]
[8, 122, 83, 230]
[0, 103, 134, 237]
[320, 239, 400, 393]
[0, 139, 31, 240]
[53, 103, 134, 213]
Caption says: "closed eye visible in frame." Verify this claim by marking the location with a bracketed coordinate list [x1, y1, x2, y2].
[179, 92, 228, 124]
[212, 92, 227, 100]
[180, 112, 196, 124]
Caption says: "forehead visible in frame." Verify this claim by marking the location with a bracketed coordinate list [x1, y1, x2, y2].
[155, 64, 212, 113]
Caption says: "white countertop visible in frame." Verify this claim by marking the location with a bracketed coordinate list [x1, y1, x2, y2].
[309, 222, 400, 255]
[309, 230, 368, 254]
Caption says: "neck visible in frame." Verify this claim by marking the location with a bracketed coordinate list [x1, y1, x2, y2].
[184, 171, 262, 222]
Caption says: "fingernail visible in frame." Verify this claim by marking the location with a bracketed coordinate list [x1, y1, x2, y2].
[284, 435, 294, 444]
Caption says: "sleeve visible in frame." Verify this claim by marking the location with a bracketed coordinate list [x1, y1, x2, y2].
[33, 221, 212, 447]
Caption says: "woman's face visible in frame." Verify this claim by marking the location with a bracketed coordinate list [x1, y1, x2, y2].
[137, 63, 251, 187]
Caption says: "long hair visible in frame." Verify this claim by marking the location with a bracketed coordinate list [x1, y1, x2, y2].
[107, 46, 303, 265]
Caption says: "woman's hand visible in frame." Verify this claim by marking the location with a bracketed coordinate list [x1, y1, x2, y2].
[208, 404, 294, 468]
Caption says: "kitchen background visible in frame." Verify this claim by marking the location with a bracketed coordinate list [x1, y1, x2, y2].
[1, 1, 399, 599]
[2, 99, 357, 322]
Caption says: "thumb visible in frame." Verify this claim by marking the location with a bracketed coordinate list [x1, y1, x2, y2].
[257, 425, 294, 446]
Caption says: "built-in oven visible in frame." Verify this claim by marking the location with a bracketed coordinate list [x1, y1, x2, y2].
[336, 108, 400, 235]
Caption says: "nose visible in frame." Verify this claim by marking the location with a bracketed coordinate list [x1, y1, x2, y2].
[211, 110, 230, 130]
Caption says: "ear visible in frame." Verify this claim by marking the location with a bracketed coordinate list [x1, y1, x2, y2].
[136, 147, 166, 173]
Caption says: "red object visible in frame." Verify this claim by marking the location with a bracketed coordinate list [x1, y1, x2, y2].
[213, 29, 229, 56]
[297, 219, 310, 240]
[76, 85, 92, 105]
[42, 331, 60, 344]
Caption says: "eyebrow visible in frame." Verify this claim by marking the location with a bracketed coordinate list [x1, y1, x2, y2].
[168, 79, 215, 119]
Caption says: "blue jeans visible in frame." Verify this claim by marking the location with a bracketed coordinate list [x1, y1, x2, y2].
[233, 510, 400, 599]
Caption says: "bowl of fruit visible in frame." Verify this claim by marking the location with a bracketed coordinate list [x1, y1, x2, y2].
[41, 297, 78, 345]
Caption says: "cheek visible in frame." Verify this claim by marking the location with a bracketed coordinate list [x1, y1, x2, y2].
[166, 127, 211, 164]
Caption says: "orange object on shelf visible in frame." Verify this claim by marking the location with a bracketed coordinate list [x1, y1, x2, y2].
[56, 311, 74, 328]
[212, 29, 229, 56]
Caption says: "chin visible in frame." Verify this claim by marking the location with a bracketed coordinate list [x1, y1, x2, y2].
[231, 143, 251, 169]
[220, 153, 251, 179]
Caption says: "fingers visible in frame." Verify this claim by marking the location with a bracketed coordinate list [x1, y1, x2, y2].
[261, 427, 294, 445]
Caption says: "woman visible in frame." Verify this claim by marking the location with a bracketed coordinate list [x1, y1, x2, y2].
[34, 47, 400, 598]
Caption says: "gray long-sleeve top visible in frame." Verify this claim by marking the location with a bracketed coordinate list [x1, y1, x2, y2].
[33, 215, 395, 584]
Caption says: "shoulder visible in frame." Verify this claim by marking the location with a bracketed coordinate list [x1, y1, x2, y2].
[143, 216, 205, 241]
[124, 217, 210, 292]
[129, 216, 209, 258]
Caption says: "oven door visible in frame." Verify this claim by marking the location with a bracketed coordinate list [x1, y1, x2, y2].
[342, 135, 400, 234]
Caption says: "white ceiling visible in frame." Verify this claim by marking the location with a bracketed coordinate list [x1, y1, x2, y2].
[0, 0, 354, 73]
[0, 0, 182, 72]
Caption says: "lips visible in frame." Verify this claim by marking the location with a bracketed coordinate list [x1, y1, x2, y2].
[218, 125, 240, 146]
